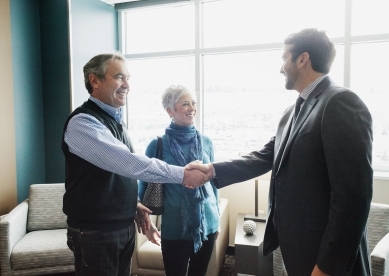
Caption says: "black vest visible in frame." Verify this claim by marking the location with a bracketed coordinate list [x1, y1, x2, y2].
[62, 100, 137, 231]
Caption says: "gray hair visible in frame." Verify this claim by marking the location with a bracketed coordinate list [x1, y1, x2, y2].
[162, 85, 197, 111]
[83, 52, 127, 94]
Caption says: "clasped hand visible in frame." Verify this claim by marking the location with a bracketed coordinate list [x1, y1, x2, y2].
[182, 161, 214, 189]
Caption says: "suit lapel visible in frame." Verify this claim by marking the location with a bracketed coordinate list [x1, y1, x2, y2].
[275, 77, 332, 174]
[274, 110, 293, 172]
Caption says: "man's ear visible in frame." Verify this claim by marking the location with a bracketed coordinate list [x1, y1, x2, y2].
[89, 74, 100, 89]
[297, 52, 310, 68]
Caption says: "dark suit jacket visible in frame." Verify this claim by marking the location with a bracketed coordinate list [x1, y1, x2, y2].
[213, 77, 373, 275]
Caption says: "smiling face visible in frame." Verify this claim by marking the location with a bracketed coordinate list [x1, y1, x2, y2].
[167, 93, 196, 126]
[90, 59, 130, 108]
[280, 44, 299, 91]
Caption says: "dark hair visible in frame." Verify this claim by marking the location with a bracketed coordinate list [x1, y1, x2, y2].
[284, 28, 336, 74]
[83, 52, 126, 94]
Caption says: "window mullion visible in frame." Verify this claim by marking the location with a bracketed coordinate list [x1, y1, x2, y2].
[194, 0, 203, 131]
[344, 0, 352, 88]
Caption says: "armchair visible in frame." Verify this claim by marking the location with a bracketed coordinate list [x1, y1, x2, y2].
[0, 183, 74, 275]
[273, 202, 389, 276]
[130, 197, 229, 276]
[367, 202, 389, 276]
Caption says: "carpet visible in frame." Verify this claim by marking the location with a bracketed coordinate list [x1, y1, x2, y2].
[135, 252, 236, 276]
[218, 253, 235, 276]
[46, 252, 236, 276]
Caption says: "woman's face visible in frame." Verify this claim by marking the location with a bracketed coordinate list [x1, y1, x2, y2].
[167, 93, 196, 126]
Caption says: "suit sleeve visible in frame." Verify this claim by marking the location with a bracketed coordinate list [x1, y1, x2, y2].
[317, 91, 373, 274]
[212, 136, 275, 188]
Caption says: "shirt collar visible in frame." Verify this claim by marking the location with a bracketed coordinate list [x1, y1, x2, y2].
[300, 74, 328, 101]
[89, 96, 123, 123]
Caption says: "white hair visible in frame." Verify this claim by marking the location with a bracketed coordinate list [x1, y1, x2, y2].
[161, 85, 197, 111]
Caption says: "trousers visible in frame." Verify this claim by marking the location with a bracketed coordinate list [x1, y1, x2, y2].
[161, 232, 217, 276]
[67, 224, 135, 276]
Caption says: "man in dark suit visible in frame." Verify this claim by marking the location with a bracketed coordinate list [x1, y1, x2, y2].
[187, 29, 373, 275]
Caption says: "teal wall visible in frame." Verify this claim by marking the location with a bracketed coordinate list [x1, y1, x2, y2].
[10, 0, 46, 202]
[39, 0, 71, 184]
[10, 0, 117, 203]
[70, 0, 118, 109]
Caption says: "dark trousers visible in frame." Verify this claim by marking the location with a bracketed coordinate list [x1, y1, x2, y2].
[66, 224, 135, 276]
[161, 232, 217, 276]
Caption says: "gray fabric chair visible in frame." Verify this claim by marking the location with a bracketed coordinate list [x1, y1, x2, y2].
[273, 202, 389, 276]
[0, 183, 74, 275]
[367, 203, 389, 276]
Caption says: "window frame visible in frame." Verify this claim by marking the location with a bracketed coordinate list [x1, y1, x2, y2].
[118, 0, 389, 172]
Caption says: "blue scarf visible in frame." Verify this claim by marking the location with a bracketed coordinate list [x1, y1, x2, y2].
[165, 122, 209, 252]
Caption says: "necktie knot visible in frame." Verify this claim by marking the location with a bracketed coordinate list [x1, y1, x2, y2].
[293, 97, 304, 122]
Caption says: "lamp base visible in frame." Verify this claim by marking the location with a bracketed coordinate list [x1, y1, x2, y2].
[244, 213, 266, 222]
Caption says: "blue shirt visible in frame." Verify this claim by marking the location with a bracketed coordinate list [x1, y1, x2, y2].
[64, 96, 184, 184]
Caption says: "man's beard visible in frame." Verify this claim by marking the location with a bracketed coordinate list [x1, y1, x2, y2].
[285, 78, 294, 90]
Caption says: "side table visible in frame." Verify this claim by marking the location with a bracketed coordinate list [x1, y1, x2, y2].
[234, 213, 273, 275]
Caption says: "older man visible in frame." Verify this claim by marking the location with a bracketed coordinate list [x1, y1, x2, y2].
[62, 53, 208, 276]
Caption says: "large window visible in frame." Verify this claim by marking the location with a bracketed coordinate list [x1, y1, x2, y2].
[119, 0, 389, 171]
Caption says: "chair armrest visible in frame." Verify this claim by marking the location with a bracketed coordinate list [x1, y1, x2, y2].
[218, 198, 229, 236]
[205, 198, 229, 276]
[371, 232, 389, 276]
[0, 200, 29, 274]
[135, 228, 148, 251]
[131, 214, 159, 273]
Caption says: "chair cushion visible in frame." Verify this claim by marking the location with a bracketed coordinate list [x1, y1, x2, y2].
[156, 215, 162, 230]
[137, 241, 165, 270]
[367, 203, 389, 253]
[371, 232, 389, 275]
[11, 229, 73, 270]
[27, 183, 67, 231]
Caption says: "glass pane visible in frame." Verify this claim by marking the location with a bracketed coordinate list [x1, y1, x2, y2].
[330, 44, 345, 86]
[350, 42, 389, 169]
[124, 3, 194, 54]
[352, 0, 389, 36]
[203, 0, 345, 48]
[126, 56, 195, 151]
[203, 50, 294, 157]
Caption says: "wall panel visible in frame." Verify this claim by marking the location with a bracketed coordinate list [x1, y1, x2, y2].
[0, 0, 17, 214]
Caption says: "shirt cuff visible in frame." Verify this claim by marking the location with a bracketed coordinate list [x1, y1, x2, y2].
[168, 165, 185, 184]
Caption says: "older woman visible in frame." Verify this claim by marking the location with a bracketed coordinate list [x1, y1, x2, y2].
[138, 85, 220, 276]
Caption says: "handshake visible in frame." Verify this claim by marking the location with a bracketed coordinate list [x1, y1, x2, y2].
[182, 161, 214, 189]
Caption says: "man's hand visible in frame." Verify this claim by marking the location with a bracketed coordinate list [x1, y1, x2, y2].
[135, 202, 152, 234]
[182, 161, 212, 189]
[311, 265, 330, 276]
[145, 222, 161, 246]
[186, 161, 214, 178]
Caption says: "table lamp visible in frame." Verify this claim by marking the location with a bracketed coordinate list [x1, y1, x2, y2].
[244, 179, 266, 222]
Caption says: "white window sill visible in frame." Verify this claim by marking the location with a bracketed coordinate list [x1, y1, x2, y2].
[374, 171, 389, 181]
